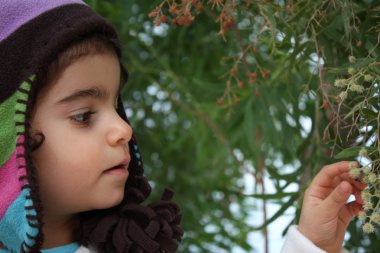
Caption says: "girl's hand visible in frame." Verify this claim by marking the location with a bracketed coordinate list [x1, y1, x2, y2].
[298, 161, 366, 253]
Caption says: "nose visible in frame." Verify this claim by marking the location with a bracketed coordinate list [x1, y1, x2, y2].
[106, 112, 133, 147]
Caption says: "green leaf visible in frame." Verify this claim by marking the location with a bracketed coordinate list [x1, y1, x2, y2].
[343, 102, 364, 120]
[362, 108, 378, 121]
[334, 146, 378, 159]
[252, 193, 299, 230]
[334, 147, 362, 159]
[247, 191, 297, 200]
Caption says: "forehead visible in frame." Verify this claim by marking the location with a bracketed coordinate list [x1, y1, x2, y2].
[38, 53, 121, 103]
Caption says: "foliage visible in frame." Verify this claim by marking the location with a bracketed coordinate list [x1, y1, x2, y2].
[333, 58, 379, 234]
[87, 0, 380, 252]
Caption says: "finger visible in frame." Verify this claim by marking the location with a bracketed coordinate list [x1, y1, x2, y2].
[310, 181, 366, 203]
[307, 162, 352, 198]
[331, 173, 350, 188]
[347, 201, 363, 217]
[339, 201, 363, 227]
[311, 161, 352, 188]
[320, 181, 352, 217]
[337, 171, 367, 190]
[352, 180, 367, 190]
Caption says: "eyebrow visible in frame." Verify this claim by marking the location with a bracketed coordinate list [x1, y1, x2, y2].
[56, 86, 111, 104]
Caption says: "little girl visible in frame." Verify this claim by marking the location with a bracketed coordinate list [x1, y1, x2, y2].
[0, 1, 182, 252]
[0, 0, 364, 252]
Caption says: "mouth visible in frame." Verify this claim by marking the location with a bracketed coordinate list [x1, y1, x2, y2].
[103, 159, 129, 175]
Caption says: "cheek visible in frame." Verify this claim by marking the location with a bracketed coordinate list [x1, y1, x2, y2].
[32, 139, 103, 207]
[32, 134, 103, 184]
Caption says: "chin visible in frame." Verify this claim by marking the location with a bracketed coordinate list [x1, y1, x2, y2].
[95, 190, 125, 209]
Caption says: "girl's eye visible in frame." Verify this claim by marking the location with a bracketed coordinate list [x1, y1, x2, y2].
[70, 111, 96, 126]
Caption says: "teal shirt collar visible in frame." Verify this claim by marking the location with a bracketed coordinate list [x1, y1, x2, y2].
[40, 242, 80, 253]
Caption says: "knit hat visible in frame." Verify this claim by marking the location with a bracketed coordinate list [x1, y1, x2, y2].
[0, 1, 183, 252]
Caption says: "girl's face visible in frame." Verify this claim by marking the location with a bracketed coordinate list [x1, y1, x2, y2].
[30, 53, 132, 218]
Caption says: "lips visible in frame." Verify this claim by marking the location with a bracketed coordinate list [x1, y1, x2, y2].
[107, 164, 126, 171]
[104, 159, 130, 174]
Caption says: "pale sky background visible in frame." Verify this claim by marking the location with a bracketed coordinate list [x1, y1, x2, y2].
[238, 173, 297, 253]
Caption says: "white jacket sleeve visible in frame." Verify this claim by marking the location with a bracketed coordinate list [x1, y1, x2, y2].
[281, 225, 349, 253]
[75, 246, 95, 253]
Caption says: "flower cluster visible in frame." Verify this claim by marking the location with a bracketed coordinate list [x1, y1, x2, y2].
[332, 55, 380, 104]
[348, 151, 380, 233]
[335, 56, 380, 234]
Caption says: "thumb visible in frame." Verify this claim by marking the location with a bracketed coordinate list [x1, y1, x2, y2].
[321, 181, 352, 216]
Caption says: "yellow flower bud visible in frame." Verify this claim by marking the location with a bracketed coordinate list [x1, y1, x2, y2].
[349, 168, 361, 179]
[363, 201, 373, 210]
[363, 166, 371, 175]
[368, 173, 377, 184]
[363, 222, 375, 233]
[359, 148, 368, 157]
[358, 211, 367, 220]
[364, 74, 374, 82]
[349, 162, 358, 170]
[348, 55, 356, 63]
